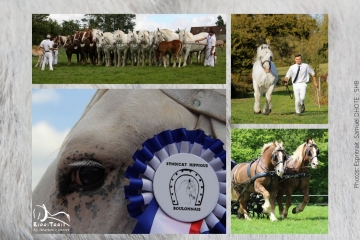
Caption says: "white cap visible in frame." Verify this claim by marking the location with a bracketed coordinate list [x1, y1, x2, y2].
[46, 34, 51, 39]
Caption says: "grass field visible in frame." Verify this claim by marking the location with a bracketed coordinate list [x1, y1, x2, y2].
[231, 64, 328, 124]
[231, 205, 328, 234]
[32, 47, 226, 84]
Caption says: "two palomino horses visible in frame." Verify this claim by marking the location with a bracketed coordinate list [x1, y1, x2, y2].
[231, 139, 320, 221]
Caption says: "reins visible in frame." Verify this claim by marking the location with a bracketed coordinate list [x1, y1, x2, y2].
[286, 84, 293, 99]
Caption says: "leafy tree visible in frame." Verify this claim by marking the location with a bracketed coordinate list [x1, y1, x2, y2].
[215, 15, 225, 26]
[32, 14, 50, 44]
[82, 14, 136, 32]
[231, 14, 327, 97]
[61, 20, 81, 36]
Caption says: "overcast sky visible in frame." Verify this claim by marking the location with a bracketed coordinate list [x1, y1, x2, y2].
[49, 14, 226, 32]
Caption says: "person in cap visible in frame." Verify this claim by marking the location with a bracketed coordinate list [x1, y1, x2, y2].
[195, 28, 216, 67]
[40, 34, 56, 71]
[284, 54, 319, 116]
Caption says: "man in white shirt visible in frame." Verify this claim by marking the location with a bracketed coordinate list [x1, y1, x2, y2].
[195, 28, 216, 67]
[285, 54, 319, 116]
[40, 34, 55, 71]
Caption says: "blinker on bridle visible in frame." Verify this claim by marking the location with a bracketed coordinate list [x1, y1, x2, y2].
[271, 149, 286, 166]
[305, 144, 319, 162]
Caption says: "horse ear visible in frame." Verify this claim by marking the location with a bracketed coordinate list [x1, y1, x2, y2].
[306, 138, 310, 144]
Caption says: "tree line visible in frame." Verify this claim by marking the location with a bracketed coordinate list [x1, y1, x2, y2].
[231, 14, 328, 95]
[32, 14, 225, 46]
[32, 14, 136, 45]
[232, 129, 328, 203]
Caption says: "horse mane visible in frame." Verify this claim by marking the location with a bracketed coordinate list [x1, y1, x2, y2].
[261, 142, 274, 154]
[261, 141, 283, 155]
[292, 142, 306, 164]
[160, 29, 176, 35]
[292, 139, 316, 164]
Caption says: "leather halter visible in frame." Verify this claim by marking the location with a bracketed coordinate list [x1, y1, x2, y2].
[261, 59, 272, 70]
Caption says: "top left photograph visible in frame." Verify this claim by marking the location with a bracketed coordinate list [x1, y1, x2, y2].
[32, 14, 226, 84]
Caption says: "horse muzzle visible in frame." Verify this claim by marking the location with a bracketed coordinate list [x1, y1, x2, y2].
[276, 168, 284, 177]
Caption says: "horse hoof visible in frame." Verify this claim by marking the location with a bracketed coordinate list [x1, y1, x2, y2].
[254, 111, 261, 114]
[292, 207, 297, 214]
[236, 213, 244, 219]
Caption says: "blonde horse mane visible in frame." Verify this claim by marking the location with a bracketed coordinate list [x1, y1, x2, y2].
[261, 141, 283, 154]
[292, 139, 317, 164]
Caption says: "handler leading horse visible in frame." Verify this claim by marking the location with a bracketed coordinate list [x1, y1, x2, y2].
[252, 44, 278, 115]
[231, 141, 286, 221]
[276, 139, 319, 219]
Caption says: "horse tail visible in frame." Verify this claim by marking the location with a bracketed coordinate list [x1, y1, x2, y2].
[176, 41, 183, 59]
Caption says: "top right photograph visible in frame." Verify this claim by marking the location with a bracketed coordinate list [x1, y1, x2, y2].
[231, 14, 328, 124]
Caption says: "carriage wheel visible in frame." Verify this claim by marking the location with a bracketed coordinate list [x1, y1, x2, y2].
[231, 201, 239, 215]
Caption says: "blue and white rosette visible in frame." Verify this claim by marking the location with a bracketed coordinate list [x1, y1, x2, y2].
[125, 128, 226, 234]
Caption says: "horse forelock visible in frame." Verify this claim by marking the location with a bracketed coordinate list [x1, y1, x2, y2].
[256, 44, 273, 60]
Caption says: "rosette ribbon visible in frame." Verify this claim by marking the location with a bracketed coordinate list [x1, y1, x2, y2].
[125, 128, 226, 234]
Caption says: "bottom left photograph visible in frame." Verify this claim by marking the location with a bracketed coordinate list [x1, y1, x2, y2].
[32, 89, 226, 234]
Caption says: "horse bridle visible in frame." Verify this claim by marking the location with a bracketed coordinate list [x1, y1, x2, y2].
[271, 149, 286, 167]
[304, 144, 320, 162]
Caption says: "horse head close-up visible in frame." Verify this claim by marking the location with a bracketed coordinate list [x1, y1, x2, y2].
[32, 89, 226, 234]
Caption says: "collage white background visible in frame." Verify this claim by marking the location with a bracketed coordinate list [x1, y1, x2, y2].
[0, 0, 359, 239]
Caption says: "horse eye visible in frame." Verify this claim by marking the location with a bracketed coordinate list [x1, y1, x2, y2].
[74, 166, 105, 187]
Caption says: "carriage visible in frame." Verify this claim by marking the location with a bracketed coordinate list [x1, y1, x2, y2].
[231, 193, 266, 218]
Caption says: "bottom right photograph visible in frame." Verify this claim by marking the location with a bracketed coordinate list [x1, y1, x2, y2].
[231, 129, 328, 234]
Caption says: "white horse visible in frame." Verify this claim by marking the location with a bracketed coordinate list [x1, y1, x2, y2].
[113, 29, 128, 67]
[178, 28, 208, 67]
[252, 44, 278, 115]
[98, 32, 118, 67]
[148, 31, 157, 66]
[137, 30, 150, 66]
[92, 28, 105, 65]
[155, 28, 179, 43]
[32, 89, 226, 234]
[127, 31, 140, 66]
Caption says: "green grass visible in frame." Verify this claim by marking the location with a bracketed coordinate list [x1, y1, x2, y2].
[231, 85, 328, 124]
[231, 205, 328, 234]
[32, 48, 226, 84]
[231, 63, 328, 124]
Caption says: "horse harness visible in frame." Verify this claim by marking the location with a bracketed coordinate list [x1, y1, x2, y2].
[279, 144, 319, 189]
[232, 147, 286, 201]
